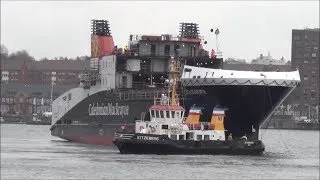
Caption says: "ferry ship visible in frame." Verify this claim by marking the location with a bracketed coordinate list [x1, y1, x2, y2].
[50, 19, 300, 145]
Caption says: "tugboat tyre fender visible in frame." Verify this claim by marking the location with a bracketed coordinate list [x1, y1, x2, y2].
[171, 130, 178, 134]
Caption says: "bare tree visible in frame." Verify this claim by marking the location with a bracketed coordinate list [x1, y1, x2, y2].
[1, 44, 9, 59]
[8, 49, 35, 61]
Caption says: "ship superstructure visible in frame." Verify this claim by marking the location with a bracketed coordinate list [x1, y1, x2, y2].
[50, 20, 223, 145]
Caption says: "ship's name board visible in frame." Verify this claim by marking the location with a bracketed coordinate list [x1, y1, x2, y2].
[88, 103, 129, 116]
[137, 136, 159, 141]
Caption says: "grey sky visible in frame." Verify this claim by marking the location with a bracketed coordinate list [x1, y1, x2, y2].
[1, 1, 319, 61]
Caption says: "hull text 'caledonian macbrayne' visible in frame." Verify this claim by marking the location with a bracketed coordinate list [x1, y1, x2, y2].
[50, 20, 300, 147]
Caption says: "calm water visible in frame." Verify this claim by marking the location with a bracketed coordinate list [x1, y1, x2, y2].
[1, 124, 319, 180]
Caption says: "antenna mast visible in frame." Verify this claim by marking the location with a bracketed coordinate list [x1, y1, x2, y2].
[215, 28, 220, 54]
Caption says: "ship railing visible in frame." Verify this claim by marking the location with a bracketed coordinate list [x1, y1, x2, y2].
[153, 98, 169, 105]
[129, 34, 204, 42]
[117, 89, 168, 100]
[187, 122, 215, 130]
[153, 98, 180, 106]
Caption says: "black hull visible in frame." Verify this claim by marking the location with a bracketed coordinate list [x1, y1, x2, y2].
[51, 124, 135, 145]
[183, 85, 294, 138]
[113, 133, 265, 155]
[51, 84, 294, 145]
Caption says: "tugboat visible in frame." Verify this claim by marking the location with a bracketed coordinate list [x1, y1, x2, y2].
[113, 57, 265, 155]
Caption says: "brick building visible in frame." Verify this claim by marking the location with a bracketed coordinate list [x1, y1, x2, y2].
[0, 59, 89, 116]
[0, 83, 75, 115]
[1, 59, 90, 85]
[291, 28, 320, 121]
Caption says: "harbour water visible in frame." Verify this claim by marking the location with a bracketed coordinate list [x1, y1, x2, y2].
[1, 124, 319, 179]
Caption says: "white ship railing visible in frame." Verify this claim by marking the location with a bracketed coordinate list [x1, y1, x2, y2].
[117, 89, 169, 100]
[153, 98, 180, 106]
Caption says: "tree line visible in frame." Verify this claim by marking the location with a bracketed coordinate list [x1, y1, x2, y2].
[1, 44, 90, 62]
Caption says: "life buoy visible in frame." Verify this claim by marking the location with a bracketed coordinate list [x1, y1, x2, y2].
[99, 129, 104, 135]
[150, 126, 156, 132]
[121, 124, 127, 130]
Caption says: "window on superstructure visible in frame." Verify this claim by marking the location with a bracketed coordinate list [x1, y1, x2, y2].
[188, 46, 193, 57]
[150, 110, 155, 118]
[179, 135, 185, 140]
[170, 135, 177, 140]
[161, 125, 168, 129]
[166, 111, 170, 118]
[151, 44, 156, 56]
[176, 111, 180, 119]
[160, 110, 164, 118]
[196, 135, 202, 140]
[164, 45, 170, 55]
[204, 135, 210, 141]
[156, 110, 160, 118]
[171, 111, 175, 118]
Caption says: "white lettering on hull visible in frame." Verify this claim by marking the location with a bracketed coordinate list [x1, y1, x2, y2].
[137, 136, 159, 141]
[88, 103, 129, 116]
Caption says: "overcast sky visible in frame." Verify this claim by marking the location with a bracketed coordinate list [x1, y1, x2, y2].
[1, 1, 319, 61]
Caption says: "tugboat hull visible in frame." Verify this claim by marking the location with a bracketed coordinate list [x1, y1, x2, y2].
[113, 133, 265, 155]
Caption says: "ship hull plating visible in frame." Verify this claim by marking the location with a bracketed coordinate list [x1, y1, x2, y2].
[51, 124, 135, 145]
[51, 84, 293, 145]
[113, 133, 265, 155]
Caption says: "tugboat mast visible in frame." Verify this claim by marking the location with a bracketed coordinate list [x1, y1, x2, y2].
[170, 57, 180, 106]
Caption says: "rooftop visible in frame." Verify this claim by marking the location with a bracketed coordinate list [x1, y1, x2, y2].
[0, 83, 76, 98]
[0, 59, 90, 71]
